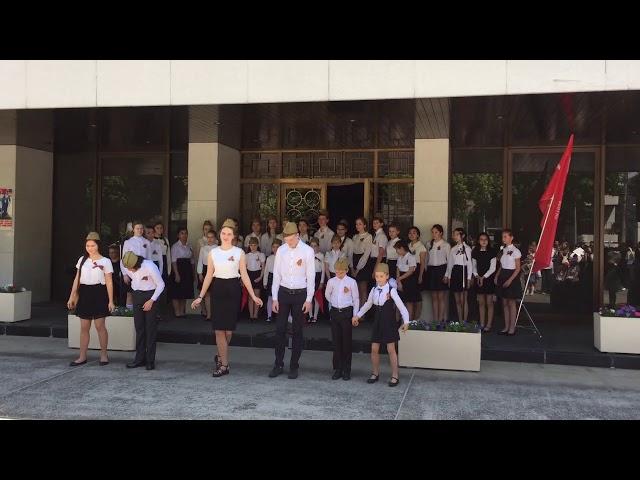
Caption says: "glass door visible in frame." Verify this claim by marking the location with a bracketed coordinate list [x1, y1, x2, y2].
[98, 155, 166, 247]
[509, 149, 597, 316]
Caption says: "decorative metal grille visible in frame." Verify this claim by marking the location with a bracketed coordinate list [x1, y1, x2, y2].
[241, 183, 279, 231]
[241, 152, 281, 179]
[283, 187, 322, 228]
[378, 150, 415, 178]
[376, 183, 414, 232]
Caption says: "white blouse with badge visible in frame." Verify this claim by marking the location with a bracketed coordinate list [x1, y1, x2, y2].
[427, 239, 450, 266]
[500, 245, 522, 270]
[76, 256, 113, 285]
[386, 237, 400, 260]
[171, 241, 194, 263]
[409, 240, 428, 264]
[373, 228, 389, 259]
[352, 232, 375, 271]
[397, 252, 417, 273]
[246, 251, 266, 272]
[210, 246, 244, 279]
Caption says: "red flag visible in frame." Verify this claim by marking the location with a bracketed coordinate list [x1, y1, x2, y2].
[314, 288, 325, 314]
[240, 285, 249, 311]
[532, 134, 574, 273]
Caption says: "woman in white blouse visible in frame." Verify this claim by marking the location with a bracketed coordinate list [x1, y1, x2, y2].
[170, 228, 195, 318]
[444, 228, 473, 323]
[352, 216, 375, 308]
[426, 224, 451, 323]
[408, 226, 428, 319]
[371, 216, 388, 279]
[67, 232, 115, 367]
[197, 229, 218, 321]
[192, 219, 263, 377]
[260, 215, 282, 256]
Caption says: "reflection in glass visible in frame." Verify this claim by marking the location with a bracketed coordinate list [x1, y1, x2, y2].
[512, 152, 595, 314]
[169, 152, 188, 241]
[604, 147, 640, 308]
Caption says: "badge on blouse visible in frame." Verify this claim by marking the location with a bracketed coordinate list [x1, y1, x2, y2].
[144, 244, 148, 249]
[360, 237, 364, 242]
[92, 262, 104, 270]
[507, 250, 513, 256]
[437, 246, 441, 250]
[296, 258, 303, 266]
[142, 276, 149, 281]
[153, 250, 158, 255]
[321, 234, 325, 240]
[229, 256, 235, 261]
[343, 286, 349, 293]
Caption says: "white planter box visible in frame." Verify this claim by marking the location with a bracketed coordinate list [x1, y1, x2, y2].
[0, 291, 32, 322]
[68, 315, 136, 351]
[594, 312, 640, 354]
[399, 329, 481, 372]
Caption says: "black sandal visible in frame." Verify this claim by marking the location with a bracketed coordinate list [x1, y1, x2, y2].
[214, 355, 222, 369]
[69, 359, 87, 367]
[388, 376, 400, 387]
[366, 374, 379, 384]
[212, 365, 229, 377]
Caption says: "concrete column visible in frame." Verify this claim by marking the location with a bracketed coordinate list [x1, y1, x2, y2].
[0, 110, 53, 302]
[413, 138, 450, 322]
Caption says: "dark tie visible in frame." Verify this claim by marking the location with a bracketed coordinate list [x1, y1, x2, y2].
[377, 288, 382, 303]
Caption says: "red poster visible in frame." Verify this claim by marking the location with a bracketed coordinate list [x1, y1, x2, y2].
[0, 188, 13, 230]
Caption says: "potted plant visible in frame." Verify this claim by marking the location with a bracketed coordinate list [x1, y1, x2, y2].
[68, 306, 136, 351]
[398, 320, 481, 372]
[0, 285, 31, 323]
[594, 304, 640, 354]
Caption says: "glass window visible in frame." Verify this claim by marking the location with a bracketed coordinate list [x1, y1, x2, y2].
[376, 183, 414, 233]
[604, 147, 640, 308]
[169, 152, 188, 241]
[451, 149, 503, 245]
[241, 183, 279, 232]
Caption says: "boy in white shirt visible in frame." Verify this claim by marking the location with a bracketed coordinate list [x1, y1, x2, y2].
[325, 258, 359, 380]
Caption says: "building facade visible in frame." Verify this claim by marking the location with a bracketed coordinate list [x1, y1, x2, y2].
[0, 60, 639, 321]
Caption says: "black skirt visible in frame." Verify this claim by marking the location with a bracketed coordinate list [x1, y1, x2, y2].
[197, 265, 209, 291]
[387, 259, 398, 279]
[426, 264, 448, 291]
[496, 268, 523, 299]
[353, 253, 376, 282]
[75, 284, 110, 320]
[170, 258, 194, 300]
[211, 277, 242, 331]
[449, 265, 470, 292]
[398, 271, 419, 303]
[371, 301, 400, 344]
[476, 273, 496, 295]
[314, 271, 322, 291]
[248, 269, 262, 289]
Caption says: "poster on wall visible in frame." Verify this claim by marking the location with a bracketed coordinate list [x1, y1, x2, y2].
[0, 188, 13, 230]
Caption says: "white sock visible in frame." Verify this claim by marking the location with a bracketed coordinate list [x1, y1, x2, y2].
[313, 302, 320, 319]
[267, 296, 273, 318]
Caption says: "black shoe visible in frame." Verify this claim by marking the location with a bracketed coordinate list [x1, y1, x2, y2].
[212, 365, 229, 377]
[497, 330, 509, 335]
[366, 374, 379, 384]
[268, 366, 284, 378]
[126, 361, 146, 368]
[342, 371, 351, 381]
[69, 359, 87, 367]
[507, 331, 517, 336]
[145, 363, 155, 370]
[99, 360, 109, 366]
[288, 368, 299, 379]
[332, 370, 343, 380]
[388, 376, 400, 387]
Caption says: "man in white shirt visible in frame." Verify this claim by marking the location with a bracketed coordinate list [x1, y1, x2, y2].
[313, 210, 334, 254]
[269, 221, 316, 379]
[325, 258, 359, 380]
[122, 251, 165, 371]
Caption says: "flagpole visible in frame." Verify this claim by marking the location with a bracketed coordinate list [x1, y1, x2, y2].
[514, 193, 555, 328]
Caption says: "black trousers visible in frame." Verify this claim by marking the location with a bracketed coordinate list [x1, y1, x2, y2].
[275, 289, 306, 369]
[330, 307, 353, 373]
[132, 290, 159, 364]
[541, 268, 553, 294]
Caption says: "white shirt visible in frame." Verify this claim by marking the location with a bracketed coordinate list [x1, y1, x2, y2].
[427, 239, 449, 266]
[325, 275, 359, 309]
[397, 252, 417, 273]
[210, 246, 244, 279]
[197, 244, 216, 274]
[260, 232, 283, 256]
[337, 235, 354, 268]
[314, 252, 326, 284]
[246, 251, 266, 272]
[244, 232, 261, 249]
[386, 237, 400, 260]
[314, 226, 335, 254]
[76, 256, 113, 285]
[410, 240, 428, 264]
[146, 238, 164, 275]
[271, 240, 316, 302]
[446, 243, 473, 280]
[500, 245, 522, 269]
[154, 235, 172, 275]
[121, 235, 147, 276]
[356, 282, 410, 324]
[352, 232, 375, 271]
[171, 241, 194, 263]
[124, 260, 165, 301]
[325, 248, 347, 274]
[263, 254, 276, 289]
[373, 228, 388, 259]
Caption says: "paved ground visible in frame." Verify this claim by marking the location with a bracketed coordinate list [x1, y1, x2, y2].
[1, 336, 639, 420]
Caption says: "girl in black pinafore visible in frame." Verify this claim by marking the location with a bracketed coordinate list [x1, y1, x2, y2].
[472, 232, 497, 332]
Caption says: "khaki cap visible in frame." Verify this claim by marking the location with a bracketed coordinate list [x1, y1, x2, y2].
[122, 251, 139, 269]
[220, 218, 237, 231]
[86, 231, 101, 241]
[374, 263, 389, 275]
[334, 258, 349, 271]
[282, 221, 299, 237]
